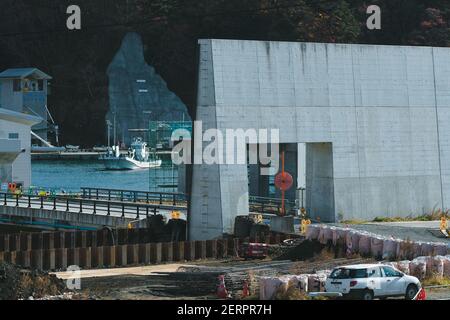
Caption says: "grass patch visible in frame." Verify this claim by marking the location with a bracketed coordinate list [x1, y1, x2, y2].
[422, 275, 450, 286]
[341, 219, 367, 225]
[373, 209, 448, 223]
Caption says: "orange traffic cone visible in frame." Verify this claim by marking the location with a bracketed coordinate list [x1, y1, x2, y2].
[217, 275, 228, 299]
[414, 288, 426, 300]
[242, 281, 249, 298]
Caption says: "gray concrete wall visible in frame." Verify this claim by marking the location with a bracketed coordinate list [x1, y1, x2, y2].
[191, 39, 450, 240]
[305, 143, 334, 222]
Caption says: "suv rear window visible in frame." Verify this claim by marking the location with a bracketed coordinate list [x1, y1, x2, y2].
[329, 268, 368, 279]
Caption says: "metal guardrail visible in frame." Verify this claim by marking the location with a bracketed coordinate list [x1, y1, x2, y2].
[249, 195, 297, 215]
[80, 187, 187, 207]
[0, 192, 186, 219]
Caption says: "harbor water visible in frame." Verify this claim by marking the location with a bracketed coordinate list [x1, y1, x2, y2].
[31, 160, 179, 193]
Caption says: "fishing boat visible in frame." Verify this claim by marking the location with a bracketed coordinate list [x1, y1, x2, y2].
[99, 137, 162, 170]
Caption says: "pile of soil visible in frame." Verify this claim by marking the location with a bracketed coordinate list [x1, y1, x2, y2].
[271, 240, 325, 261]
[0, 263, 66, 300]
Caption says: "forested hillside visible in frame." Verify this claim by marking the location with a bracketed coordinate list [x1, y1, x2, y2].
[0, 0, 449, 146]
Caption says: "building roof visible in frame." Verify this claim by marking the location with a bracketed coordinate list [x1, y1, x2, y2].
[0, 108, 42, 126]
[0, 68, 52, 80]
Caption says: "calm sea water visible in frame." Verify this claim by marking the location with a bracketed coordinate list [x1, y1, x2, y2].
[31, 160, 178, 192]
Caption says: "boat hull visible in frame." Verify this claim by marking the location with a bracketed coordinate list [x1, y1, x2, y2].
[101, 157, 162, 170]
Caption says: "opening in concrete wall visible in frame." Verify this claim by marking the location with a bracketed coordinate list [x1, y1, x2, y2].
[305, 142, 335, 222]
[248, 143, 298, 201]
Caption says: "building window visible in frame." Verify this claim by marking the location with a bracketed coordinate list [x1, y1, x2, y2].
[8, 133, 19, 139]
[38, 80, 44, 91]
[13, 79, 21, 92]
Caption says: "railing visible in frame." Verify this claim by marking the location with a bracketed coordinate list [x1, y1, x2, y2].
[249, 195, 297, 216]
[80, 187, 187, 207]
[0, 192, 186, 219]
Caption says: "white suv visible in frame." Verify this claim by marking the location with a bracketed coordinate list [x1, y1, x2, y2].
[325, 264, 421, 300]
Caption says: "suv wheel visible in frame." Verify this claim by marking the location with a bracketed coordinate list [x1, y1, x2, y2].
[405, 284, 418, 300]
[361, 289, 374, 300]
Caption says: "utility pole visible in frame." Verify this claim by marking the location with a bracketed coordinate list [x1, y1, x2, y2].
[106, 120, 112, 147]
[113, 112, 116, 146]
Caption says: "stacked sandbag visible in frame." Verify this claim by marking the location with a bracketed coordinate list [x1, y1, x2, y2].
[292, 275, 309, 293]
[307, 273, 327, 292]
[305, 224, 320, 241]
[428, 256, 445, 278]
[432, 243, 448, 256]
[346, 230, 360, 254]
[370, 236, 384, 259]
[397, 260, 410, 274]
[358, 232, 371, 256]
[259, 277, 284, 300]
[409, 258, 427, 279]
[411, 242, 423, 259]
[397, 240, 415, 260]
[332, 227, 349, 246]
[421, 242, 434, 256]
[382, 238, 398, 260]
[317, 227, 327, 244]
[444, 256, 450, 277]
[323, 226, 334, 244]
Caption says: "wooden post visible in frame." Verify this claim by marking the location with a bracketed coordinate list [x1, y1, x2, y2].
[81, 231, 87, 248]
[116, 245, 127, 266]
[20, 251, 31, 268]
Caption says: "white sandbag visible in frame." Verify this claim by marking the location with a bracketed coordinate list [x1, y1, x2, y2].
[432, 243, 448, 256]
[412, 242, 423, 259]
[259, 277, 286, 300]
[397, 260, 410, 274]
[409, 259, 427, 280]
[317, 227, 327, 244]
[332, 228, 349, 246]
[305, 225, 320, 241]
[346, 230, 360, 254]
[397, 240, 415, 260]
[421, 242, 434, 256]
[358, 233, 371, 256]
[307, 273, 327, 292]
[382, 238, 398, 260]
[370, 236, 384, 258]
[291, 275, 309, 293]
[308, 274, 327, 293]
[429, 256, 445, 277]
[323, 226, 335, 244]
[444, 256, 450, 277]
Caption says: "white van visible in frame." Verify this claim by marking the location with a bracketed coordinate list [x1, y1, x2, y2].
[325, 264, 421, 300]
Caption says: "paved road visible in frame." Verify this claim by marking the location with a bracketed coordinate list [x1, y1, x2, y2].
[53, 263, 191, 279]
[334, 221, 449, 244]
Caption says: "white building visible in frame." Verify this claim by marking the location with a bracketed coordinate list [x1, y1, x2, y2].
[0, 108, 41, 189]
[0, 68, 52, 142]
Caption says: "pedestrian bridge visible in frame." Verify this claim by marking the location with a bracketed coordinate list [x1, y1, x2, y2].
[0, 187, 188, 230]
